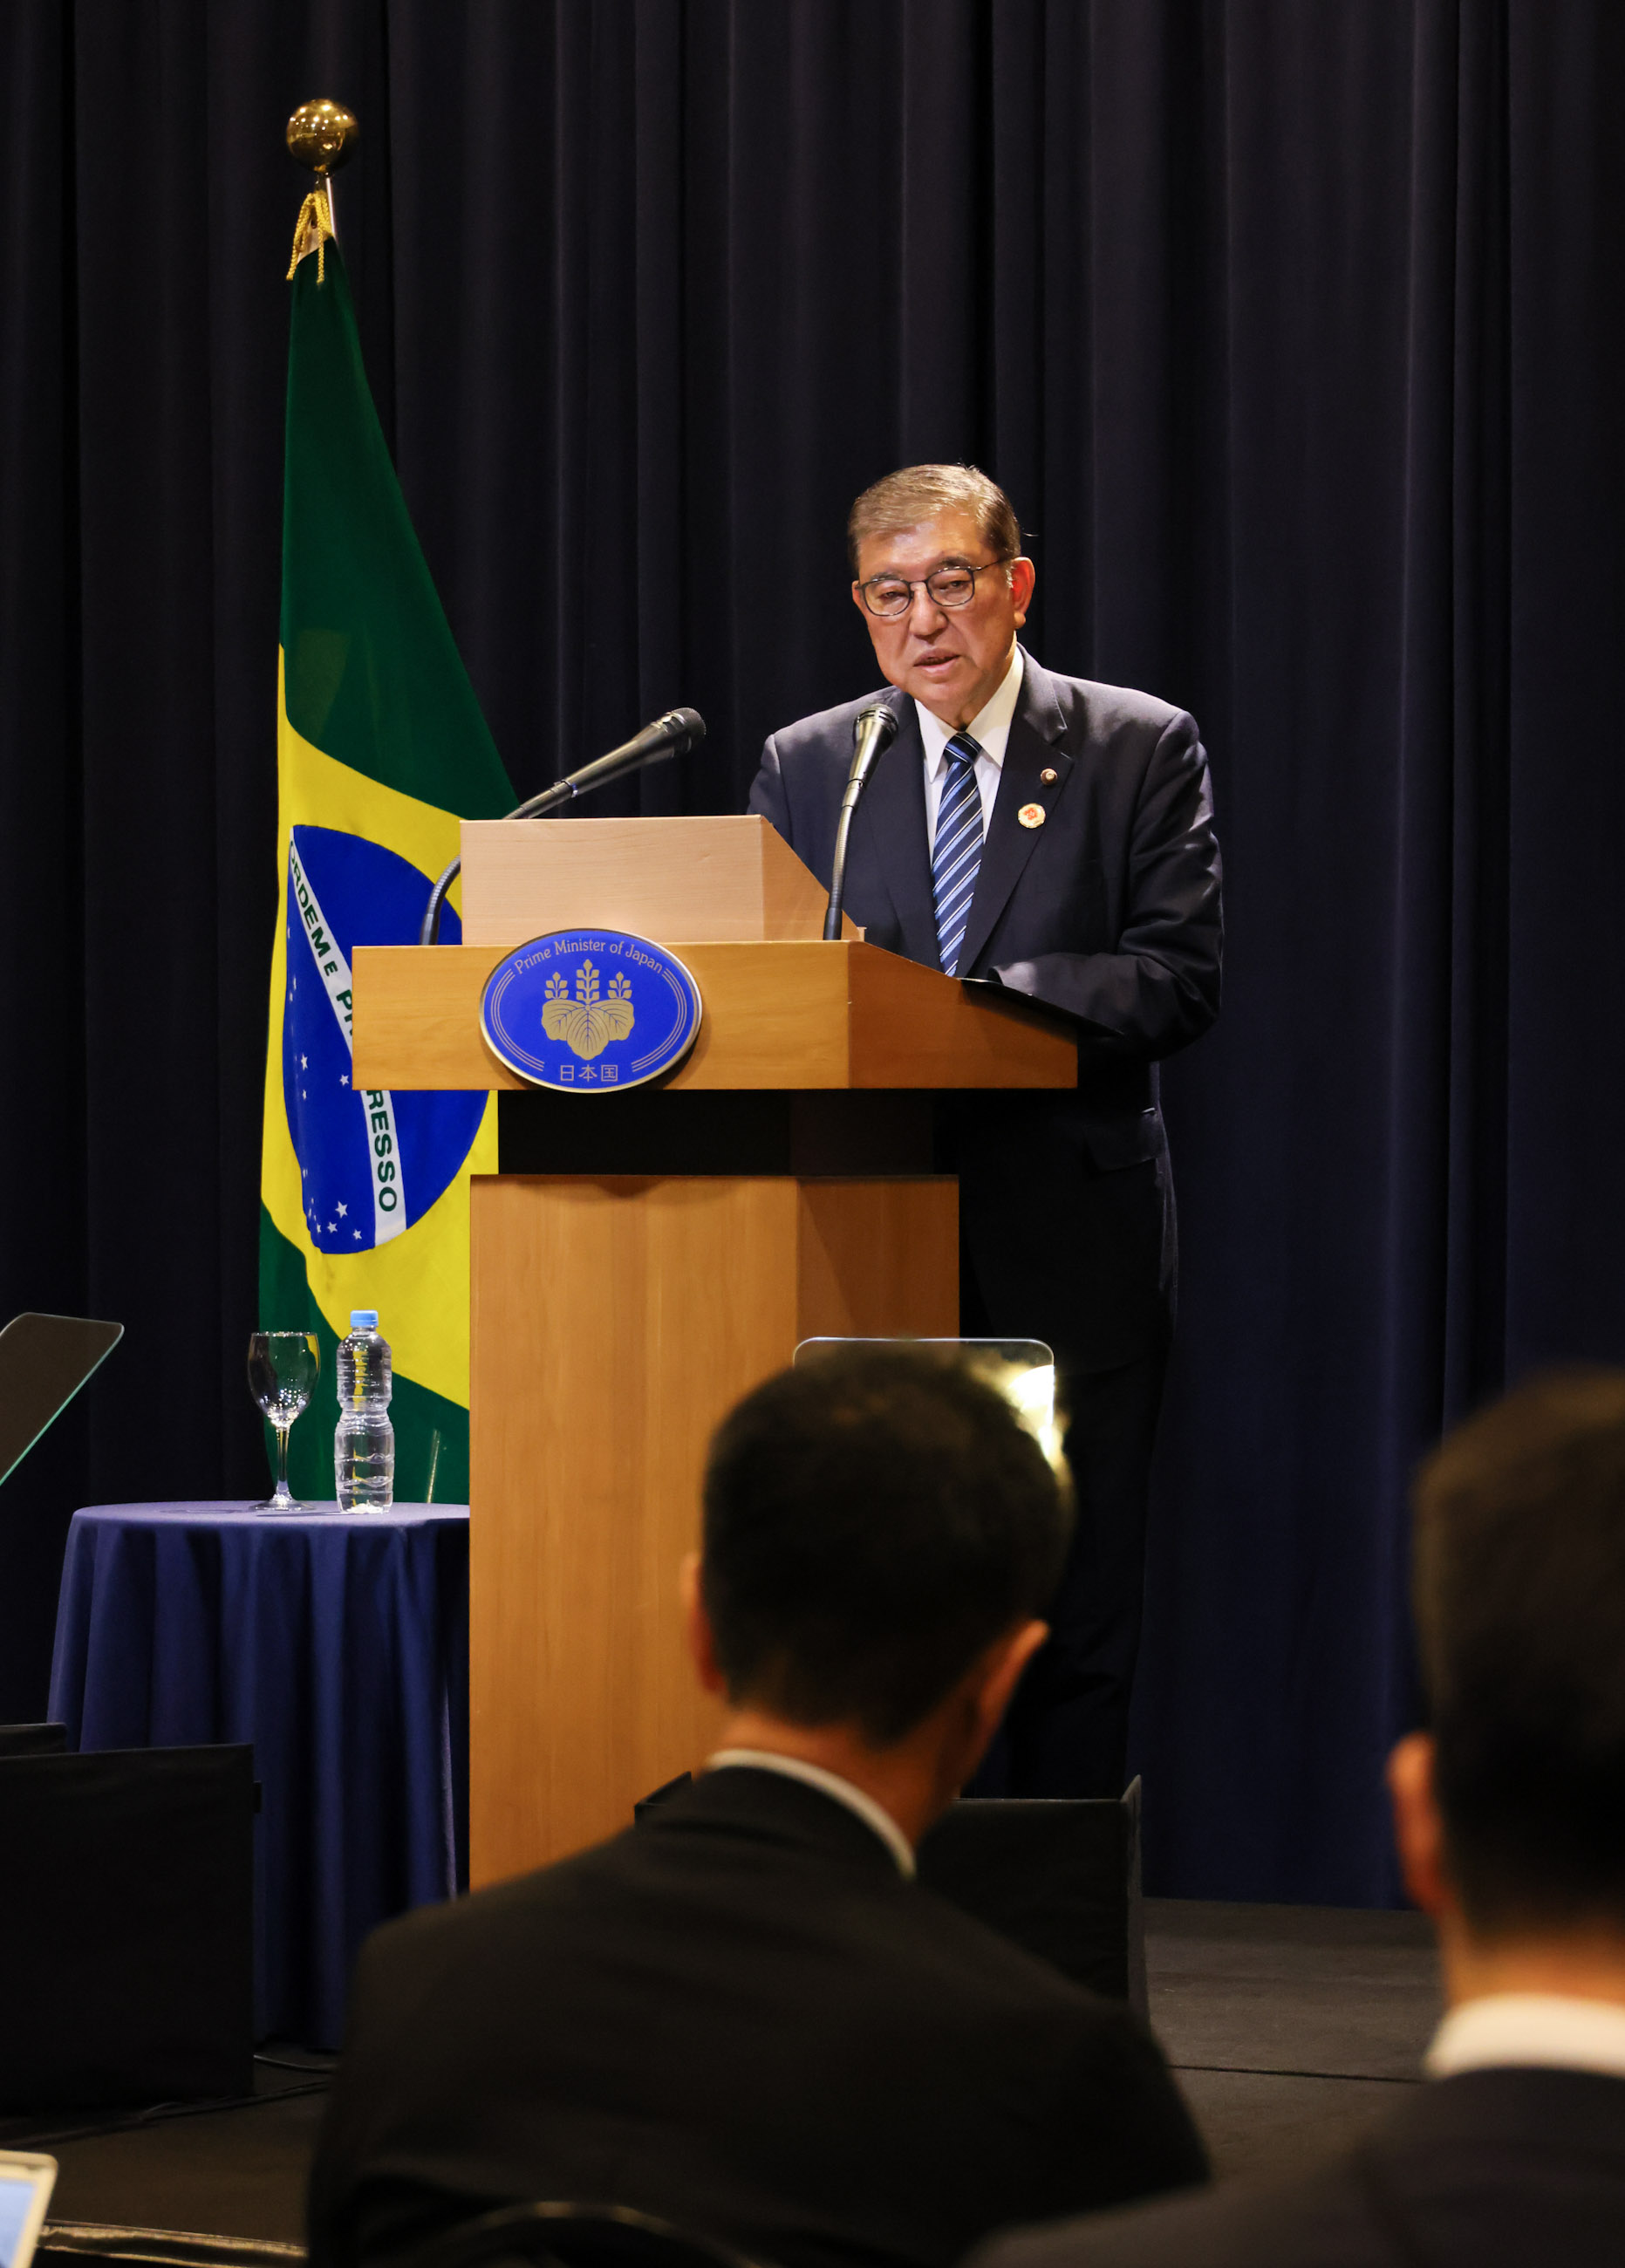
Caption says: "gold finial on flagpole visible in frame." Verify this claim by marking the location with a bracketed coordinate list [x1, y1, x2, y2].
[285, 100, 358, 283]
[287, 99, 358, 177]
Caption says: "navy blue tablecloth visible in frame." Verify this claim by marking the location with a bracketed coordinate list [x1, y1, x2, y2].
[47, 1501, 469, 2049]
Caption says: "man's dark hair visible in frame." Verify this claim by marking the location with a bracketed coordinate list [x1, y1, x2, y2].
[1413, 1367, 1625, 1934]
[700, 1346, 1069, 1745]
[847, 464, 1022, 576]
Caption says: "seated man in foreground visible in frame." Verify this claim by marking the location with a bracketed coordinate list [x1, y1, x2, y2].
[307, 1347, 1205, 2268]
[973, 1368, 1625, 2268]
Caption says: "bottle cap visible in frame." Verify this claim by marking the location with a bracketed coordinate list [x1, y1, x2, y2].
[350, 1309, 379, 1329]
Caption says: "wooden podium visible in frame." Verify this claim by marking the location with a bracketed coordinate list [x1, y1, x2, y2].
[352, 816, 1075, 1887]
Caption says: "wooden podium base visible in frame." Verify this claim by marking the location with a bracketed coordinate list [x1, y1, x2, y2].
[468, 1172, 957, 1884]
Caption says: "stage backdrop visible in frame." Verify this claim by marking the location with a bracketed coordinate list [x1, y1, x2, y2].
[3, 0, 1622, 1903]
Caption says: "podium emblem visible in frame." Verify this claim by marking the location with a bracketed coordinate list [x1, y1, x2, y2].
[481, 929, 702, 1092]
[541, 964, 636, 1059]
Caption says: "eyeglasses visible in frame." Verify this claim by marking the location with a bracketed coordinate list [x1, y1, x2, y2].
[857, 557, 1014, 618]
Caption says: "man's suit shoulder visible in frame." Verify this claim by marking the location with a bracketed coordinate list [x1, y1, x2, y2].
[889, 1869, 1119, 2012]
[1041, 671, 1192, 747]
[366, 1798, 1128, 2045]
[973, 2068, 1625, 2268]
[764, 685, 896, 766]
[352, 1800, 1157, 2080]
[885, 1876, 1209, 2203]
[346, 1829, 637, 2025]
[871, 1865, 1165, 2053]
[761, 664, 1194, 767]
[973, 2158, 1376, 2268]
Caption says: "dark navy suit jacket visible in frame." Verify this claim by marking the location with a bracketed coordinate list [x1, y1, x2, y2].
[968, 2066, 1625, 2268]
[748, 652, 1223, 1370]
[306, 1771, 1207, 2268]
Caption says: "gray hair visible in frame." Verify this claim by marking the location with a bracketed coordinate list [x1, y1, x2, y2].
[847, 464, 1022, 575]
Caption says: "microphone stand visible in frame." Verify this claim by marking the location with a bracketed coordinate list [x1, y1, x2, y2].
[419, 778, 573, 949]
[419, 709, 704, 946]
[823, 788, 864, 942]
[823, 705, 899, 941]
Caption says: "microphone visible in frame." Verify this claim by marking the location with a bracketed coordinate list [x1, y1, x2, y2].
[846, 702, 898, 799]
[511, 707, 706, 818]
[419, 707, 707, 945]
[823, 702, 899, 942]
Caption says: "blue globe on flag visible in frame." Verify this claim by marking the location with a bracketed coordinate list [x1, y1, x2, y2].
[282, 825, 487, 1254]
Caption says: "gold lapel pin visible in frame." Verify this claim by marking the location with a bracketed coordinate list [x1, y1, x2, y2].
[1040, 767, 1059, 785]
[1018, 803, 1046, 830]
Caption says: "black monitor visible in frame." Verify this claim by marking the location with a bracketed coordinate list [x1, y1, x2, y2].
[0, 1312, 123, 1489]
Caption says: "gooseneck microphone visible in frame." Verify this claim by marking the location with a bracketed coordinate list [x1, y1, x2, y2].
[513, 707, 706, 817]
[419, 707, 707, 946]
[823, 702, 899, 942]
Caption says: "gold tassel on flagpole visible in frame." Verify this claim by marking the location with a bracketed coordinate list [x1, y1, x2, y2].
[286, 185, 336, 282]
[285, 99, 358, 284]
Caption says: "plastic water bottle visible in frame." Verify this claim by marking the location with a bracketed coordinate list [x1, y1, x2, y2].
[335, 1309, 395, 1513]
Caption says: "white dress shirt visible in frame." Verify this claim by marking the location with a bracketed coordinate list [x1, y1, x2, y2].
[919, 644, 1026, 852]
[706, 1747, 916, 1876]
[1425, 1992, 1625, 2080]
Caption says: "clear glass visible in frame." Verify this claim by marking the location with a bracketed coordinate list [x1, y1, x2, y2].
[857, 558, 1012, 618]
[247, 1330, 320, 1513]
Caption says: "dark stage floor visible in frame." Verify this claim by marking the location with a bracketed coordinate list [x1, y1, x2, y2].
[1148, 1896, 1438, 2182]
[24, 1898, 1441, 2258]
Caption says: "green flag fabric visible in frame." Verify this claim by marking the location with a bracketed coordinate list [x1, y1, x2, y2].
[260, 218, 514, 1504]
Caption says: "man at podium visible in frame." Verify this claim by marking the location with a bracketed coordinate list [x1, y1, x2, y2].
[748, 464, 1223, 1799]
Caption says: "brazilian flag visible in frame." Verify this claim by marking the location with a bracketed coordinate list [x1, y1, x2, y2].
[259, 197, 513, 1503]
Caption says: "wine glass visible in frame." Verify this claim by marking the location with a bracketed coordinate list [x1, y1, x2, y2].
[248, 1331, 320, 1513]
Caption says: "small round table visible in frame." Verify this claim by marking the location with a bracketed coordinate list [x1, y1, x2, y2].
[47, 1500, 469, 2048]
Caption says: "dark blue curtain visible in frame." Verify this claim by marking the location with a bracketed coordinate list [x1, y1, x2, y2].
[3, 1, 1622, 1900]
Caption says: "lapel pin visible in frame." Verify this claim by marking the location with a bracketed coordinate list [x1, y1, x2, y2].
[1040, 767, 1059, 785]
[1018, 802, 1046, 830]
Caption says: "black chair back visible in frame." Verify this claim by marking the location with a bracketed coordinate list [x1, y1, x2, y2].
[916, 1778, 1147, 2018]
[0, 1743, 255, 2108]
[408, 2204, 771, 2268]
[0, 1722, 69, 1758]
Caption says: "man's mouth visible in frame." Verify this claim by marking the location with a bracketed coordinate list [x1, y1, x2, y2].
[914, 652, 960, 671]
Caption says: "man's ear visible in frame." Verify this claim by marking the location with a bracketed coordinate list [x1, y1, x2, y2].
[972, 1618, 1048, 1750]
[1388, 1731, 1451, 1920]
[1010, 555, 1036, 626]
[681, 1553, 726, 1695]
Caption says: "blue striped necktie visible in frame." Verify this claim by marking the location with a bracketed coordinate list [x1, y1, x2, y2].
[932, 731, 985, 976]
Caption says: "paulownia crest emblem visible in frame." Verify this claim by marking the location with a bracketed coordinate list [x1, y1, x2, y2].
[540, 961, 636, 1060]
